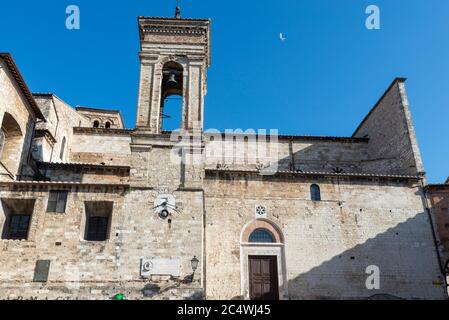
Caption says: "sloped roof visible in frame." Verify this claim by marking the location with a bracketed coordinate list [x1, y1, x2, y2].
[0, 53, 45, 120]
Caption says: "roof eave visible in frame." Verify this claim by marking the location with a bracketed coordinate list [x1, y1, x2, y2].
[0, 53, 46, 121]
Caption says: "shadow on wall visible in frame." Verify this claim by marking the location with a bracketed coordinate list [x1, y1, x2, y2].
[271, 141, 406, 176]
[276, 142, 369, 174]
[286, 211, 447, 300]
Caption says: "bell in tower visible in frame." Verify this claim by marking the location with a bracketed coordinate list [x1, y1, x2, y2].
[166, 72, 178, 88]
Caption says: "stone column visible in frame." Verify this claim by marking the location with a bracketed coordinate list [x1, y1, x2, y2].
[185, 60, 205, 131]
[136, 55, 157, 128]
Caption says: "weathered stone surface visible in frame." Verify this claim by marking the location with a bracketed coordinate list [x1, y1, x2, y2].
[0, 16, 446, 301]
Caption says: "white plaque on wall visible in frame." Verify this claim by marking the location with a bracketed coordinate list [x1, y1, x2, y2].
[140, 258, 181, 277]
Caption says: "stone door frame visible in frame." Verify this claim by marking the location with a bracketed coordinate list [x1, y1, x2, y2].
[240, 219, 288, 300]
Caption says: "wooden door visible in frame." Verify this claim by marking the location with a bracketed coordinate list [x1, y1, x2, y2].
[249, 256, 279, 300]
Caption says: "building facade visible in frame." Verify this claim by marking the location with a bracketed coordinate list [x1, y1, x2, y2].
[0, 13, 447, 300]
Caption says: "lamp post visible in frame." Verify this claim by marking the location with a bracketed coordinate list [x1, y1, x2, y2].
[191, 256, 199, 275]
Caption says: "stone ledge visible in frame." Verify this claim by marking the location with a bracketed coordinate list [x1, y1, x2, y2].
[205, 168, 422, 182]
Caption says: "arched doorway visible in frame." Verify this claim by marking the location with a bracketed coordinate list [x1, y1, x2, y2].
[240, 219, 287, 300]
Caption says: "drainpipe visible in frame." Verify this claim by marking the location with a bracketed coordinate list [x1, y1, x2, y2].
[200, 188, 207, 300]
[49, 95, 60, 163]
[421, 179, 448, 298]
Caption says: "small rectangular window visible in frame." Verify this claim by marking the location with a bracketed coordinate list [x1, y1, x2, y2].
[1, 199, 35, 240]
[47, 191, 68, 213]
[84, 201, 113, 242]
[86, 216, 109, 241]
[7, 215, 31, 240]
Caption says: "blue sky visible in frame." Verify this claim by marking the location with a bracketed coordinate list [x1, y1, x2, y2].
[1, 1, 448, 183]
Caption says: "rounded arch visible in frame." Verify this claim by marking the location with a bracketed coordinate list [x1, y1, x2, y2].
[1, 112, 24, 175]
[158, 56, 188, 69]
[160, 60, 185, 132]
[93, 120, 100, 128]
[310, 184, 321, 201]
[1, 112, 22, 137]
[241, 219, 284, 244]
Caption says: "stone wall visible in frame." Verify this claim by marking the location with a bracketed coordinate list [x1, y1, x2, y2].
[204, 172, 447, 300]
[40, 166, 129, 184]
[204, 134, 370, 174]
[33, 94, 91, 163]
[75, 107, 124, 129]
[70, 130, 131, 166]
[0, 184, 204, 300]
[0, 59, 36, 180]
[353, 79, 425, 176]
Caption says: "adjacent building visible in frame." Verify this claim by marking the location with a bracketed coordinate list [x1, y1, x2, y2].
[425, 178, 449, 293]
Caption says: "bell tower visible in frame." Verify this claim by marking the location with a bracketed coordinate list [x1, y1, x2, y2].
[136, 13, 211, 133]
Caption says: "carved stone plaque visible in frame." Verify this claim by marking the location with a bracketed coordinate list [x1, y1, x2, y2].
[140, 258, 181, 277]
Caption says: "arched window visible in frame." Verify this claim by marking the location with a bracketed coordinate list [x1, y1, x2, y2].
[59, 137, 66, 161]
[310, 184, 321, 201]
[105, 122, 111, 129]
[93, 121, 99, 128]
[249, 228, 275, 243]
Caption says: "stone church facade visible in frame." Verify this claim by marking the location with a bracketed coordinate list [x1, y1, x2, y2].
[0, 13, 447, 300]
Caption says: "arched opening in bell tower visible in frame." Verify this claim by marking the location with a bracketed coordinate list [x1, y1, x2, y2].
[160, 61, 184, 132]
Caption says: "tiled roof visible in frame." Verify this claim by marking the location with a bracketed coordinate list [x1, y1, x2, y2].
[0, 180, 129, 188]
[206, 168, 421, 180]
[36, 161, 130, 171]
[0, 53, 45, 120]
[203, 132, 369, 143]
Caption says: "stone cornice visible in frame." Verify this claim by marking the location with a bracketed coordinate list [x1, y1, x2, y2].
[36, 161, 130, 175]
[73, 127, 133, 136]
[138, 17, 211, 67]
[0, 181, 129, 192]
[203, 132, 369, 144]
[205, 168, 422, 183]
